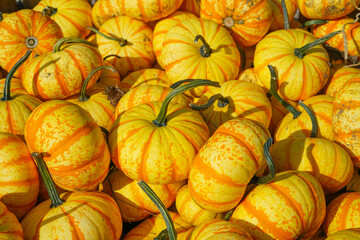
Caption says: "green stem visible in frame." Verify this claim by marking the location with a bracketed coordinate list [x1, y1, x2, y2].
[87, 26, 127, 47]
[300, 19, 328, 29]
[103, 54, 121, 61]
[189, 93, 227, 111]
[42, 6, 58, 16]
[153, 79, 220, 127]
[138, 180, 176, 240]
[31, 152, 64, 208]
[224, 209, 235, 221]
[156, 229, 171, 240]
[169, 79, 196, 89]
[294, 30, 341, 59]
[1, 50, 32, 101]
[281, 0, 290, 30]
[298, 100, 318, 138]
[78, 65, 116, 102]
[53, 37, 97, 53]
[268, 65, 301, 119]
[194, 35, 212, 57]
[250, 137, 276, 184]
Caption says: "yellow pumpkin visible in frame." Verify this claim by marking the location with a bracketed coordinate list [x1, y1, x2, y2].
[0, 201, 23, 240]
[90, 0, 123, 29]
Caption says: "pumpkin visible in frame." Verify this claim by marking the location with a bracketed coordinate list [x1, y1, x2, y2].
[268, 0, 296, 32]
[0, 132, 39, 220]
[0, 51, 43, 138]
[254, 29, 338, 101]
[200, 0, 272, 47]
[175, 185, 223, 226]
[21, 152, 123, 240]
[109, 80, 218, 184]
[271, 137, 354, 194]
[91, 0, 123, 29]
[102, 167, 185, 222]
[179, 0, 200, 16]
[161, 18, 241, 98]
[0, 9, 63, 78]
[33, 0, 93, 38]
[0, 201, 23, 240]
[236, 68, 266, 92]
[0, 76, 27, 95]
[325, 67, 360, 97]
[22, 38, 103, 100]
[347, 167, 360, 192]
[230, 170, 326, 239]
[24, 100, 110, 191]
[323, 192, 360, 236]
[91, 15, 156, 78]
[268, 95, 297, 136]
[87, 59, 122, 93]
[117, 0, 184, 22]
[326, 228, 360, 239]
[192, 80, 272, 134]
[188, 118, 272, 213]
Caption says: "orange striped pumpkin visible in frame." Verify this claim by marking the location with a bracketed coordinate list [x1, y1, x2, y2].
[0, 77, 27, 95]
[0, 9, 63, 78]
[230, 170, 326, 239]
[24, 100, 110, 191]
[326, 229, 360, 240]
[0, 133, 39, 220]
[323, 192, 360, 236]
[188, 118, 271, 213]
[33, 0, 93, 38]
[179, 0, 200, 16]
[200, 0, 272, 47]
[236, 68, 266, 92]
[91, 0, 123, 29]
[0, 201, 23, 240]
[268, 0, 296, 32]
[94, 15, 156, 78]
[87, 60, 122, 93]
[325, 67, 360, 97]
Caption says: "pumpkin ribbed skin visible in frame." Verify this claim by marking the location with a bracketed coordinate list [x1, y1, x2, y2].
[230, 171, 326, 239]
[312, 17, 360, 57]
[96, 16, 155, 78]
[325, 67, 360, 97]
[179, 0, 200, 16]
[326, 229, 360, 239]
[24, 100, 110, 191]
[195, 80, 272, 134]
[254, 29, 330, 101]
[161, 18, 241, 98]
[103, 168, 185, 222]
[21, 191, 123, 240]
[0, 201, 23, 240]
[275, 95, 335, 142]
[200, 0, 272, 47]
[271, 138, 353, 194]
[0, 133, 39, 220]
[188, 118, 270, 213]
[0, 9, 63, 77]
[268, 0, 296, 32]
[0, 77, 27, 95]
[109, 101, 209, 184]
[118, 0, 184, 22]
[22, 43, 103, 100]
[91, 0, 123, 29]
[176, 185, 223, 226]
[323, 192, 360, 236]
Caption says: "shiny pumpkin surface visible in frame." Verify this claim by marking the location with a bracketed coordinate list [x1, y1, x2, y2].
[24, 100, 110, 191]
[103, 168, 185, 222]
[161, 18, 241, 98]
[271, 138, 353, 194]
[200, 0, 272, 47]
[275, 95, 335, 142]
[188, 118, 270, 213]
[0, 9, 63, 77]
[0, 132, 39, 220]
[91, 0, 123, 29]
[96, 16, 155, 77]
[325, 67, 360, 97]
[22, 43, 103, 100]
[33, 0, 93, 38]
[325, 229, 360, 240]
[21, 191, 123, 240]
[230, 171, 326, 240]
[323, 192, 360, 236]
[109, 101, 210, 184]
[0, 201, 23, 240]
[254, 29, 330, 101]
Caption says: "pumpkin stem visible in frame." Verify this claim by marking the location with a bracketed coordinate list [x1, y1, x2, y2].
[300, 19, 328, 29]
[169, 79, 196, 89]
[298, 100, 318, 138]
[25, 36, 39, 49]
[138, 180, 177, 240]
[294, 30, 341, 59]
[103, 54, 121, 61]
[31, 152, 64, 208]
[152, 79, 220, 127]
[189, 93, 228, 111]
[224, 208, 235, 221]
[87, 26, 127, 47]
[250, 137, 276, 185]
[42, 6, 58, 16]
[78, 65, 116, 102]
[53, 37, 97, 52]
[281, 0, 290, 30]
[194, 35, 212, 57]
[268, 65, 301, 119]
[1, 50, 32, 102]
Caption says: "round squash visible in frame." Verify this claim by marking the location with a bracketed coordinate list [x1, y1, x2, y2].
[325, 66, 360, 97]
[0, 201, 23, 240]
[325, 228, 360, 240]
[91, 0, 123, 29]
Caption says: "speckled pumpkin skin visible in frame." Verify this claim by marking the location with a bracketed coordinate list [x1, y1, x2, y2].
[326, 228, 360, 240]
[325, 67, 360, 97]
[91, 0, 123, 29]
[0, 201, 23, 240]
[188, 118, 270, 213]
[230, 171, 326, 240]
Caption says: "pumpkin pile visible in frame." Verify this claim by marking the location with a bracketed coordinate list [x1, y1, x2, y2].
[1, 0, 360, 239]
